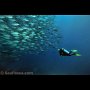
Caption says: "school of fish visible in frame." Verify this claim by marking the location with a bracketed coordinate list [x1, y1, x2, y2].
[0, 15, 61, 61]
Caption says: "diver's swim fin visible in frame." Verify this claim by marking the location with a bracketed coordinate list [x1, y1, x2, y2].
[70, 50, 78, 53]
[75, 53, 81, 56]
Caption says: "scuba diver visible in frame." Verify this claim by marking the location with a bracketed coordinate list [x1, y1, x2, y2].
[58, 48, 81, 56]
[46, 40, 81, 56]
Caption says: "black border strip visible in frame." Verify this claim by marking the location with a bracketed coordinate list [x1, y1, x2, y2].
[0, 1, 90, 14]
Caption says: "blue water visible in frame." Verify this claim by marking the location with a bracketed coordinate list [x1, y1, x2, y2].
[1, 15, 90, 75]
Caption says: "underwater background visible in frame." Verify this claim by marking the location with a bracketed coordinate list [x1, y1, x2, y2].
[0, 15, 90, 75]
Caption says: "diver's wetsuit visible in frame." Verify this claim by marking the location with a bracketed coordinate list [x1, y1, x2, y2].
[58, 48, 72, 56]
